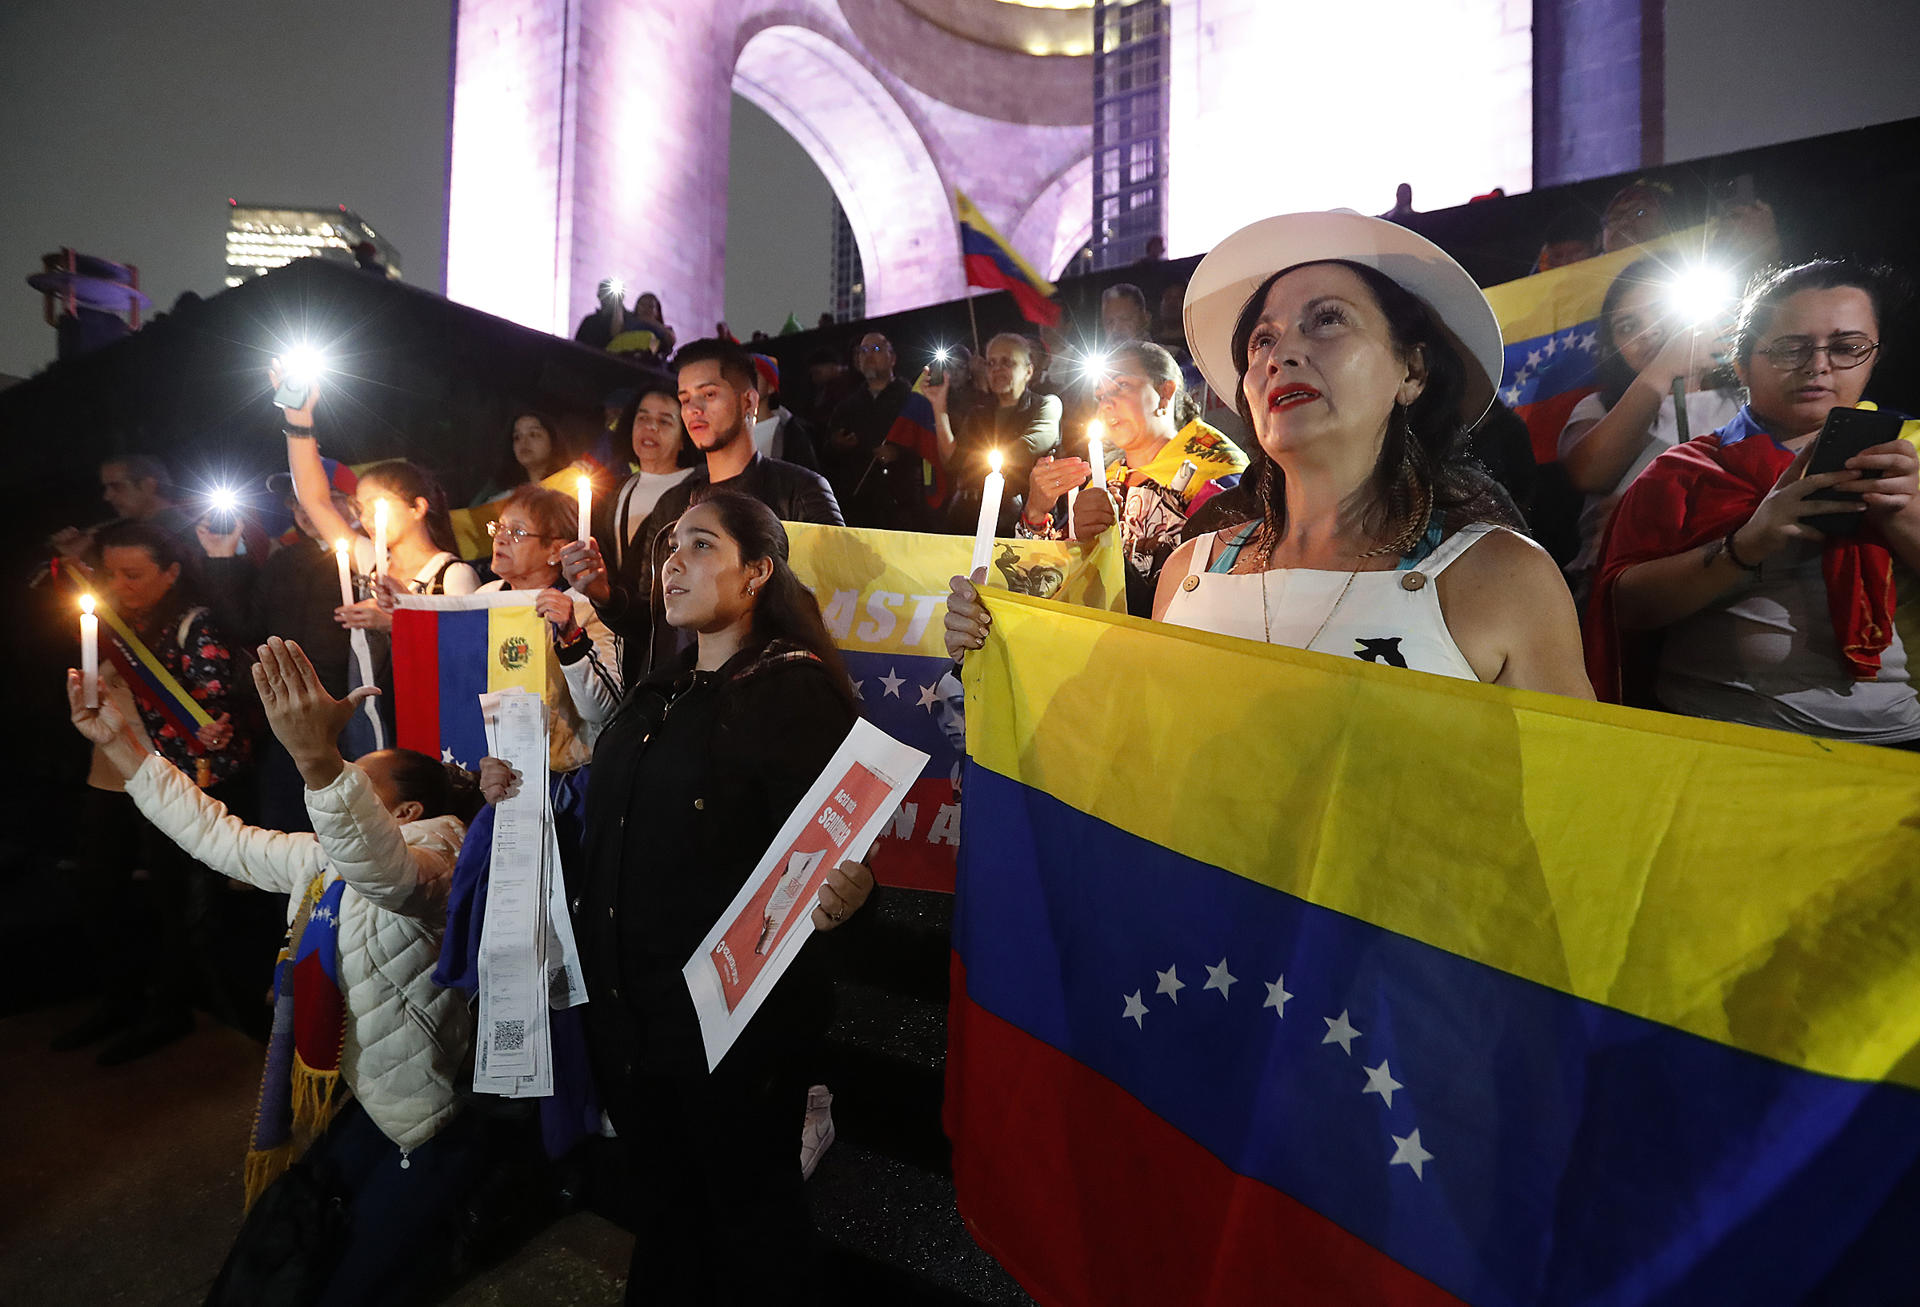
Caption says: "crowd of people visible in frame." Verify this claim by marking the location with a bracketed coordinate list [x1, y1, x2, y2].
[40, 174, 1920, 1302]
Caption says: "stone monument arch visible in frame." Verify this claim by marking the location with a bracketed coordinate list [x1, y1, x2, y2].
[446, 0, 1096, 341]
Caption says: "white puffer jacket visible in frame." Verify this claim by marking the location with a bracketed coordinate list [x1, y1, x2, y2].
[125, 754, 471, 1153]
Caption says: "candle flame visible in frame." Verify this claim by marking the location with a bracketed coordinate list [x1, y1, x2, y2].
[334, 538, 350, 556]
[373, 500, 389, 527]
[79, 593, 95, 616]
[1086, 418, 1104, 441]
[989, 449, 1003, 474]
[578, 473, 592, 494]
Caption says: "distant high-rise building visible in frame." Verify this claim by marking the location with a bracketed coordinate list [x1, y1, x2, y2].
[224, 201, 401, 288]
[829, 198, 866, 324]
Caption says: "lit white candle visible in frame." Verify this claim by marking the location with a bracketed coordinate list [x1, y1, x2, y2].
[79, 594, 99, 709]
[969, 449, 1004, 580]
[576, 473, 593, 545]
[334, 538, 354, 607]
[372, 499, 389, 582]
[1085, 417, 1106, 487]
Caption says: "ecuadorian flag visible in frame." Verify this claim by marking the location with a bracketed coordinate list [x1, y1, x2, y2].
[785, 522, 1124, 893]
[392, 591, 546, 769]
[1483, 228, 1706, 465]
[949, 590, 1920, 1306]
[957, 190, 1061, 327]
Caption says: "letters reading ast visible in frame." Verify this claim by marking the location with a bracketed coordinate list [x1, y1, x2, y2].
[816, 590, 949, 646]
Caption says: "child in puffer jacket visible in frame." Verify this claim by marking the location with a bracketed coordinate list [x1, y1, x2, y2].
[69, 637, 485, 1307]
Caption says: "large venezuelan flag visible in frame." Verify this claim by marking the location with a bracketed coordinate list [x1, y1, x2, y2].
[957, 189, 1062, 328]
[391, 591, 547, 769]
[949, 590, 1920, 1306]
[785, 522, 1124, 892]
[1483, 228, 1707, 465]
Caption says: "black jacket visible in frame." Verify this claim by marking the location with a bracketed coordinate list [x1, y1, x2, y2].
[597, 452, 844, 681]
[574, 639, 861, 1092]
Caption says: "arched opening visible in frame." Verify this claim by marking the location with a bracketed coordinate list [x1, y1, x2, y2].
[730, 23, 961, 320]
[724, 95, 837, 339]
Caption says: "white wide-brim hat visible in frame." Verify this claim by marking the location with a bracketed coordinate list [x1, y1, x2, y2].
[1183, 210, 1502, 427]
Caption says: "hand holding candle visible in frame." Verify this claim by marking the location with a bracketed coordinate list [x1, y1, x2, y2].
[969, 449, 1005, 581]
[79, 594, 99, 709]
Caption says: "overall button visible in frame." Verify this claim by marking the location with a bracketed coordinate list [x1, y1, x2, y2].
[1401, 572, 1428, 592]
[693, 798, 705, 810]
[1180, 574, 1200, 592]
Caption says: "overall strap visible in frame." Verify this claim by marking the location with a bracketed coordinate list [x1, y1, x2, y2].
[1418, 523, 1503, 579]
[1206, 521, 1262, 575]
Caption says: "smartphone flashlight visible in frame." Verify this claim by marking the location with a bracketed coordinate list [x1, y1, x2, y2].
[206, 486, 239, 534]
[1667, 265, 1735, 326]
[273, 345, 326, 410]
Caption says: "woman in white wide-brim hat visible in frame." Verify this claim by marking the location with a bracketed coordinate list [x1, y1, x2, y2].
[947, 210, 1593, 696]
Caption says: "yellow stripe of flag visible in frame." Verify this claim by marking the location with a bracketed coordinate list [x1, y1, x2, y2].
[963, 589, 1920, 1089]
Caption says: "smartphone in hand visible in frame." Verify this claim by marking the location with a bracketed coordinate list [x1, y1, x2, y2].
[1803, 406, 1904, 536]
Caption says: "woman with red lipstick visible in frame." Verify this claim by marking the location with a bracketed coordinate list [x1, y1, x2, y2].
[946, 211, 1592, 697]
[1586, 260, 1920, 744]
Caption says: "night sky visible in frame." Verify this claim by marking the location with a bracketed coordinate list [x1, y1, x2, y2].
[0, 0, 831, 380]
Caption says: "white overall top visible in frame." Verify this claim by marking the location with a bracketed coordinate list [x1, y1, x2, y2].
[1161, 522, 1508, 681]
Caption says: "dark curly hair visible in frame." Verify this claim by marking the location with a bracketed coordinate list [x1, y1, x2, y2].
[1229, 259, 1517, 560]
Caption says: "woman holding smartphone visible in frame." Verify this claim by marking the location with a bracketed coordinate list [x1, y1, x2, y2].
[1587, 259, 1920, 745]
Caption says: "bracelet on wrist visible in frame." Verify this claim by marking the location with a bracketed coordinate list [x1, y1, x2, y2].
[1723, 529, 1764, 574]
[283, 424, 316, 440]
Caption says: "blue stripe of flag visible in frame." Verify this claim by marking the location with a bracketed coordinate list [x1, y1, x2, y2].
[1498, 320, 1601, 410]
[954, 764, 1920, 1307]
[437, 608, 491, 769]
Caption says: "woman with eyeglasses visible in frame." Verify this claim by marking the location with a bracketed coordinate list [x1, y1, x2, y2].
[1587, 259, 1920, 745]
[480, 485, 622, 771]
[1016, 339, 1249, 614]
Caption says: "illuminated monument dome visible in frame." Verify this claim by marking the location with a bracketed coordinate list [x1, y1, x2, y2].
[444, 0, 1531, 338]
[224, 202, 402, 288]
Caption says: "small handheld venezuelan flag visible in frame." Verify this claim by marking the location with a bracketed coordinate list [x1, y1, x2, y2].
[391, 591, 547, 768]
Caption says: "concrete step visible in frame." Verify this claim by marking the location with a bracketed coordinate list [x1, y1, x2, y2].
[809, 1139, 1034, 1307]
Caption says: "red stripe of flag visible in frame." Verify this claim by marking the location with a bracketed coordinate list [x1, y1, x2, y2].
[945, 958, 1467, 1307]
[391, 608, 441, 758]
[964, 253, 1062, 327]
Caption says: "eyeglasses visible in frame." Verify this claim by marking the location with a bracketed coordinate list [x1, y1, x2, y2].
[856, 343, 891, 355]
[1756, 334, 1880, 371]
[486, 521, 543, 543]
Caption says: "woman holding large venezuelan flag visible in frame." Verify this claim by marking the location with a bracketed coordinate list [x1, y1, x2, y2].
[947, 210, 1593, 696]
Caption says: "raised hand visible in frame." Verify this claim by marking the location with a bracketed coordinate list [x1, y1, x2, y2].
[1024, 455, 1095, 526]
[252, 637, 376, 789]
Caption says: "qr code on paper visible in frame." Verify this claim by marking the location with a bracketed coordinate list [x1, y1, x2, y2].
[492, 1020, 526, 1052]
